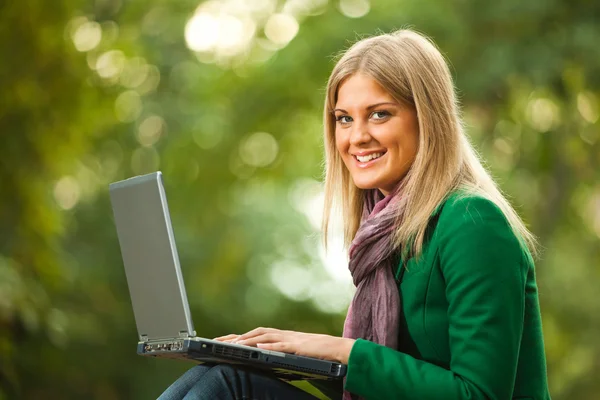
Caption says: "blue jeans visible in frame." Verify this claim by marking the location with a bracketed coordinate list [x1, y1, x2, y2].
[158, 364, 343, 400]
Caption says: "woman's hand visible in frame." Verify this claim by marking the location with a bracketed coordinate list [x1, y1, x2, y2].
[214, 328, 355, 364]
[213, 333, 241, 342]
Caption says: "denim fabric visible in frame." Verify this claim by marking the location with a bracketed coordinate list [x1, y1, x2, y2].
[158, 364, 342, 400]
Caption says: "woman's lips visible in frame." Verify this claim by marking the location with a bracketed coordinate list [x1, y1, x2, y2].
[353, 152, 385, 168]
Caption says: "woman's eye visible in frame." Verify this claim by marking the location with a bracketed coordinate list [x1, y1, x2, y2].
[335, 115, 352, 124]
[371, 111, 390, 120]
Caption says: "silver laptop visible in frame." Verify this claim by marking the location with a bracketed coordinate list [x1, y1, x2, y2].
[109, 171, 346, 381]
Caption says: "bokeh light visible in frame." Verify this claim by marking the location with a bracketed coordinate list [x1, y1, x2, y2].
[71, 20, 102, 52]
[338, 0, 370, 18]
[269, 260, 312, 301]
[137, 115, 165, 147]
[185, 1, 258, 60]
[54, 176, 81, 210]
[185, 13, 220, 52]
[136, 65, 161, 94]
[577, 92, 599, 124]
[193, 128, 224, 150]
[120, 57, 150, 88]
[131, 147, 160, 175]
[283, 0, 329, 17]
[239, 132, 279, 167]
[115, 90, 142, 122]
[264, 13, 299, 46]
[311, 280, 354, 314]
[526, 96, 561, 133]
[96, 50, 126, 79]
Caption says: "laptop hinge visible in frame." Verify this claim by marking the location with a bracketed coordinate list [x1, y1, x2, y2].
[140, 334, 149, 342]
[179, 331, 190, 338]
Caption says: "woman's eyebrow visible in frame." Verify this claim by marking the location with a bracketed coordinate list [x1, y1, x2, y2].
[333, 102, 399, 113]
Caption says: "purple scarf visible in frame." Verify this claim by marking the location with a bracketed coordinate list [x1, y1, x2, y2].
[342, 188, 402, 400]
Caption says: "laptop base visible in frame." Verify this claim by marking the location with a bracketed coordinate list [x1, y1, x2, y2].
[137, 338, 346, 381]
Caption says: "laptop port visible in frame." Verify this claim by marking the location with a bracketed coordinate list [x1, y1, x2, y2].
[144, 340, 184, 352]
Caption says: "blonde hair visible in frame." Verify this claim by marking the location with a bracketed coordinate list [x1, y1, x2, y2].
[322, 29, 538, 257]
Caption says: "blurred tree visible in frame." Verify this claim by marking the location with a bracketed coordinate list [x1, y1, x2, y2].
[1, 0, 599, 399]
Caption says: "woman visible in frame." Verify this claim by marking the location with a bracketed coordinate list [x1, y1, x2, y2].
[159, 29, 550, 400]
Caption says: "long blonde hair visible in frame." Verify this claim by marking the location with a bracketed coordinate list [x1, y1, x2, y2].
[322, 29, 538, 257]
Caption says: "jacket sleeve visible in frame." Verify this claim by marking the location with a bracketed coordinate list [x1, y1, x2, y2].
[344, 196, 528, 400]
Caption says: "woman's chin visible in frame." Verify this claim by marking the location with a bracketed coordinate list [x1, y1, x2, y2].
[352, 178, 400, 195]
[352, 180, 379, 191]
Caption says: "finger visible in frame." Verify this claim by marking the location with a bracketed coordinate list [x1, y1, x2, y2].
[238, 333, 283, 346]
[237, 327, 272, 340]
[257, 342, 294, 353]
[237, 327, 277, 341]
[214, 334, 239, 341]
[213, 334, 239, 341]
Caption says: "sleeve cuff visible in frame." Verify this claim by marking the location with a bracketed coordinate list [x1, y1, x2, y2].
[344, 338, 373, 395]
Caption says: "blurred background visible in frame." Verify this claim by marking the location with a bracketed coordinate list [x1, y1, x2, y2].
[1, 0, 599, 398]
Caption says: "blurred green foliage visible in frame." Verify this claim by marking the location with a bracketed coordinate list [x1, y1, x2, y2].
[1, 0, 599, 399]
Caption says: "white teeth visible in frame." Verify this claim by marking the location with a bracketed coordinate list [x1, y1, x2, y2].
[356, 152, 383, 163]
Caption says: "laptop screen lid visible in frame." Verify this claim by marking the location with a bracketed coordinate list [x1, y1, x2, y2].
[109, 172, 196, 341]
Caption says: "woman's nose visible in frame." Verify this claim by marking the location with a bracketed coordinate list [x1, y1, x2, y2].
[349, 121, 371, 146]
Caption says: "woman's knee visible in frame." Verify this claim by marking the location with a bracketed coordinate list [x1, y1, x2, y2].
[201, 364, 247, 385]
[157, 364, 214, 400]
[183, 364, 244, 399]
[206, 364, 238, 375]
[172, 364, 215, 388]
[183, 364, 213, 379]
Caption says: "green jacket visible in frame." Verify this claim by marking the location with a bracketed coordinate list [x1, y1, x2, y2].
[344, 193, 550, 399]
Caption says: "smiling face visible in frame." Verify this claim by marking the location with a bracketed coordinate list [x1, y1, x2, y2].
[333, 73, 420, 195]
